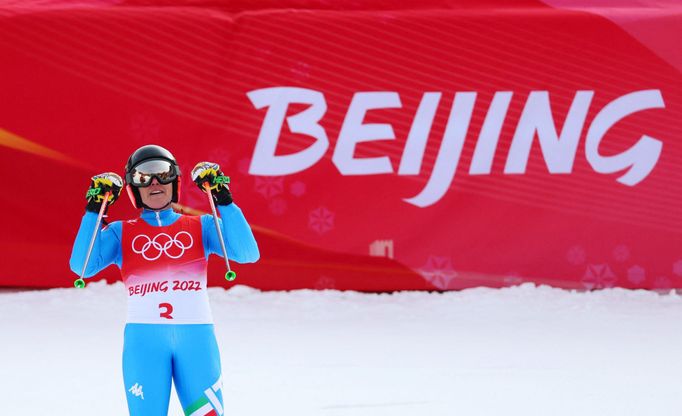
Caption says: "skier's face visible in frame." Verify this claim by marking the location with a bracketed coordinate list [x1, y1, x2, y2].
[139, 178, 172, 210]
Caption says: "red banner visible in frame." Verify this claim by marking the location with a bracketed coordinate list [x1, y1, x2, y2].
[1, 0, 681, 290]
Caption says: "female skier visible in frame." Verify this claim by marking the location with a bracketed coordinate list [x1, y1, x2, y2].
[69, 144, 259, 416]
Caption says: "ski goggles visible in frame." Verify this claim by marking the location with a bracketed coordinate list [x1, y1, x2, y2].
[126, 159, 179, 187]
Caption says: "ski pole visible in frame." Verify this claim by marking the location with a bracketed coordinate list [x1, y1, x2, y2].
[203, 181, 237, 281]
[74, 190, 111, 289]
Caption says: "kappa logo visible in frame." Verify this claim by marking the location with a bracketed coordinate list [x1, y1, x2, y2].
[129, 383, 144, 400]
[132, 231, 194, 261]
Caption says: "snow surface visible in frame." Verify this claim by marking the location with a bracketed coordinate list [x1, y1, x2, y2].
[2, 281, 682, 415]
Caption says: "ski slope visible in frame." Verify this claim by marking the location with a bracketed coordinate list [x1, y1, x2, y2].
[1, 281, 681, 415]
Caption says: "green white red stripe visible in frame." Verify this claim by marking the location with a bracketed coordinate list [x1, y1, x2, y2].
[184, 376, 223, 416]
[204, 387, 223, 415]
[185, 396, 215, 416]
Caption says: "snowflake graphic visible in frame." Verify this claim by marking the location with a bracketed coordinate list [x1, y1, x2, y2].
[379, 12, 398, 25]
[626, 265, 646, 285]
[130, 114, 160, 143]
[237, 158, 251, 175]
[254, 177, 284, 199]
[269, 198, 287, 216]
[291, 61, 312, 81]
[314, 275, 336, 290]
[208, 147, 232, 169]
[503, 273, 523, 286]
[612, 244, 630, 263]
[673, 260, 682, 277]
[582, 264, 617, 290]
[419, 256, 458, 290]
[290, 181, 307, 197]
[566, 245, 586, 265]
[654, 276, 672, 292]
[254, 48, 273, 63]
[308, 206, 335, 235]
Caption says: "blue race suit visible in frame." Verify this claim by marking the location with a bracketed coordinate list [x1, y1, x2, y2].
[70, 205, 259, 416]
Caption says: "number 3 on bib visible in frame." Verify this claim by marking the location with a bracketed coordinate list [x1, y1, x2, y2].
[159, 303, 174, 319]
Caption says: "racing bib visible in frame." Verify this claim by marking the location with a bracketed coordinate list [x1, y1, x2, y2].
[121, 215, 212, 324]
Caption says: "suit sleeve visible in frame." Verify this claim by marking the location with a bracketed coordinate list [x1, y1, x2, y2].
[69, 212, 123, 278]
[201, 203, 260, 263]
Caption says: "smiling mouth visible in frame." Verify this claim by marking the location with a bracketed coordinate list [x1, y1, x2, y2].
[150, 190, 164, 196]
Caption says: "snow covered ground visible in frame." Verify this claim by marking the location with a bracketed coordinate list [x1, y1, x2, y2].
[2, 281, 682, 415]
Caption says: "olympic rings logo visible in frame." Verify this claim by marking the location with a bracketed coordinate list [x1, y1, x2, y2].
[132, 232, 194, 261]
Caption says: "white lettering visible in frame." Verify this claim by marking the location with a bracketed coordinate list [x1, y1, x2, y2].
[404, 92, 476, 208]
[332, 92, 401, 175]
[469, 92, 513, 175]
[399, 92, 442, 175]
[505, 91, 593, 174]
[246, 88, 665, 208]
[247, 87, 329, 175]
[585, 90, 664, 185]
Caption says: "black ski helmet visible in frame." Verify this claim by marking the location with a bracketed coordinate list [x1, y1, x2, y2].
[124, 144, 182, 209]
